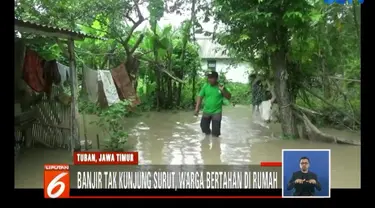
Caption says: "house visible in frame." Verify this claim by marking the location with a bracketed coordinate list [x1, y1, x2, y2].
[195, 36, 253, 83]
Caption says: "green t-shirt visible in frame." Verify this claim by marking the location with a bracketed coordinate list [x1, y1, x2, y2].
[199, 83, 224, 114]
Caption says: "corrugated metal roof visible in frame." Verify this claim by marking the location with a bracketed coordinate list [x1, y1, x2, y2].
[195, 37, 229, 59]
[14, 18, 105, 40]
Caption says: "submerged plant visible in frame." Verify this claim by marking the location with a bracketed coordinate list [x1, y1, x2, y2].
[90, 100, 132, 151]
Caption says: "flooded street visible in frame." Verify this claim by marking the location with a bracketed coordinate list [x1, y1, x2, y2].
[15, 105, 360, 188]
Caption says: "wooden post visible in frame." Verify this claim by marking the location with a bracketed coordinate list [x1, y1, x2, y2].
[67, 39, 80, 153]
[81, 65, 89, 151]
[14, 38, 25, 92]
[84, 134, 88, 150]
[96, 134, 100, 150]
[15, 39, 34, 148]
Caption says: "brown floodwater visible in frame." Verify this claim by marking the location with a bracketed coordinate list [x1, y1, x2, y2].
[14, 105, 360, 188]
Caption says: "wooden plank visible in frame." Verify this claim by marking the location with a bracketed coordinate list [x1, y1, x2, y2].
[34, 122, 70, 130]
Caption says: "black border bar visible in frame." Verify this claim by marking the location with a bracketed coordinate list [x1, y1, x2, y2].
[70, 188, 280, 196]
[15, 188, 362, 198]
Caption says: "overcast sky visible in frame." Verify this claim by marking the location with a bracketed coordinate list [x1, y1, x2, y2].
[135, 2, 215, 34]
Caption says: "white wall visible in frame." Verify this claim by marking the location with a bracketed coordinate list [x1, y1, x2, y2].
[200, 59, 253, 84]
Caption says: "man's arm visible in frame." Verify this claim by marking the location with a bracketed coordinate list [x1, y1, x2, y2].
[312, 173, 321, 191]
[195, 96, 203, 112]
[220, 87, 231, 99]
[195, 87, 205, 113]
[287, 172, 297, 190]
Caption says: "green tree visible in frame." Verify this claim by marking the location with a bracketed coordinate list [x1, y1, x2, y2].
[211, 0, 360, 138]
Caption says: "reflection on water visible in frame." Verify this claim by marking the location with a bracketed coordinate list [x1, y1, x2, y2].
[14, 105, 360, 188]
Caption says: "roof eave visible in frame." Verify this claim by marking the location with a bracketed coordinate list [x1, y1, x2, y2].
[15, 25, 85, 41]
[14, 19, 105, 41]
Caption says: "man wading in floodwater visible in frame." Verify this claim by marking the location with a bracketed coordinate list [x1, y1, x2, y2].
[194, 71, 231, 137]
[250, 73, 264, 117]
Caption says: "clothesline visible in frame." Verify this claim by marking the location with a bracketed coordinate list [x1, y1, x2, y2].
[74, 49, 150, 58]
[74, 49, 152, 68]
[75, 49, 124, 56]
[56, 57, 101, 72]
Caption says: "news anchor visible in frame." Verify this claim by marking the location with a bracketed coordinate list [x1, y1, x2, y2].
[287, 156, 321, 196]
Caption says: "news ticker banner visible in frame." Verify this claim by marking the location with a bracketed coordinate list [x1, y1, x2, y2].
[44, 164, 282, 198]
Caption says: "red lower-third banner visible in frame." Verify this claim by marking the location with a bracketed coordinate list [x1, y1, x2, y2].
[73, 152, 139, 165]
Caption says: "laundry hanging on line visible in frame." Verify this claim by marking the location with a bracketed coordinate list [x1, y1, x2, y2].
[83, 66, 99, 103]
[23, 49, 61, 98]
[82, 66, 115, 107]
[82, 63, 141, 108]
[23, 49, 45, 93]
[43, 60, 61, 96]
[98, 70, 120, 106]
[111, 64, 140, 106]
[56, 62, 70, 85]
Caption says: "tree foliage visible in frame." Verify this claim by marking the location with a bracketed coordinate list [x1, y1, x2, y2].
[15, 0, 360, 147]
[211, 0, 360, 135]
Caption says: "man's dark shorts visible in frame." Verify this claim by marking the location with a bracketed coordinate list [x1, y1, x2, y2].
[200, 112, 222, 137]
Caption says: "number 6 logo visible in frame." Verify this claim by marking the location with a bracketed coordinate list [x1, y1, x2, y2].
[46, 172, 68, 198]
[44, 172, 70, 199]
[44, 165, 70, 199]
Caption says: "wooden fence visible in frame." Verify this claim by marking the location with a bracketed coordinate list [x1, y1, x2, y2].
[14, 85, 72, 156]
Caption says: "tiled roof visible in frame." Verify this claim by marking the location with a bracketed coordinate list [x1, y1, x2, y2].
[14, 18, 106, 40]
[195, 36, 229, 59]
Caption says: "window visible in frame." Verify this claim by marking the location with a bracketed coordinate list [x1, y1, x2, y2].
[207, 60, 216, 71]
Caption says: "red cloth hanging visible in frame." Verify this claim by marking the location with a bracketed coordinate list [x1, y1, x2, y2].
[111, 64, 140, 106]
[22, 50, 45, 92]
